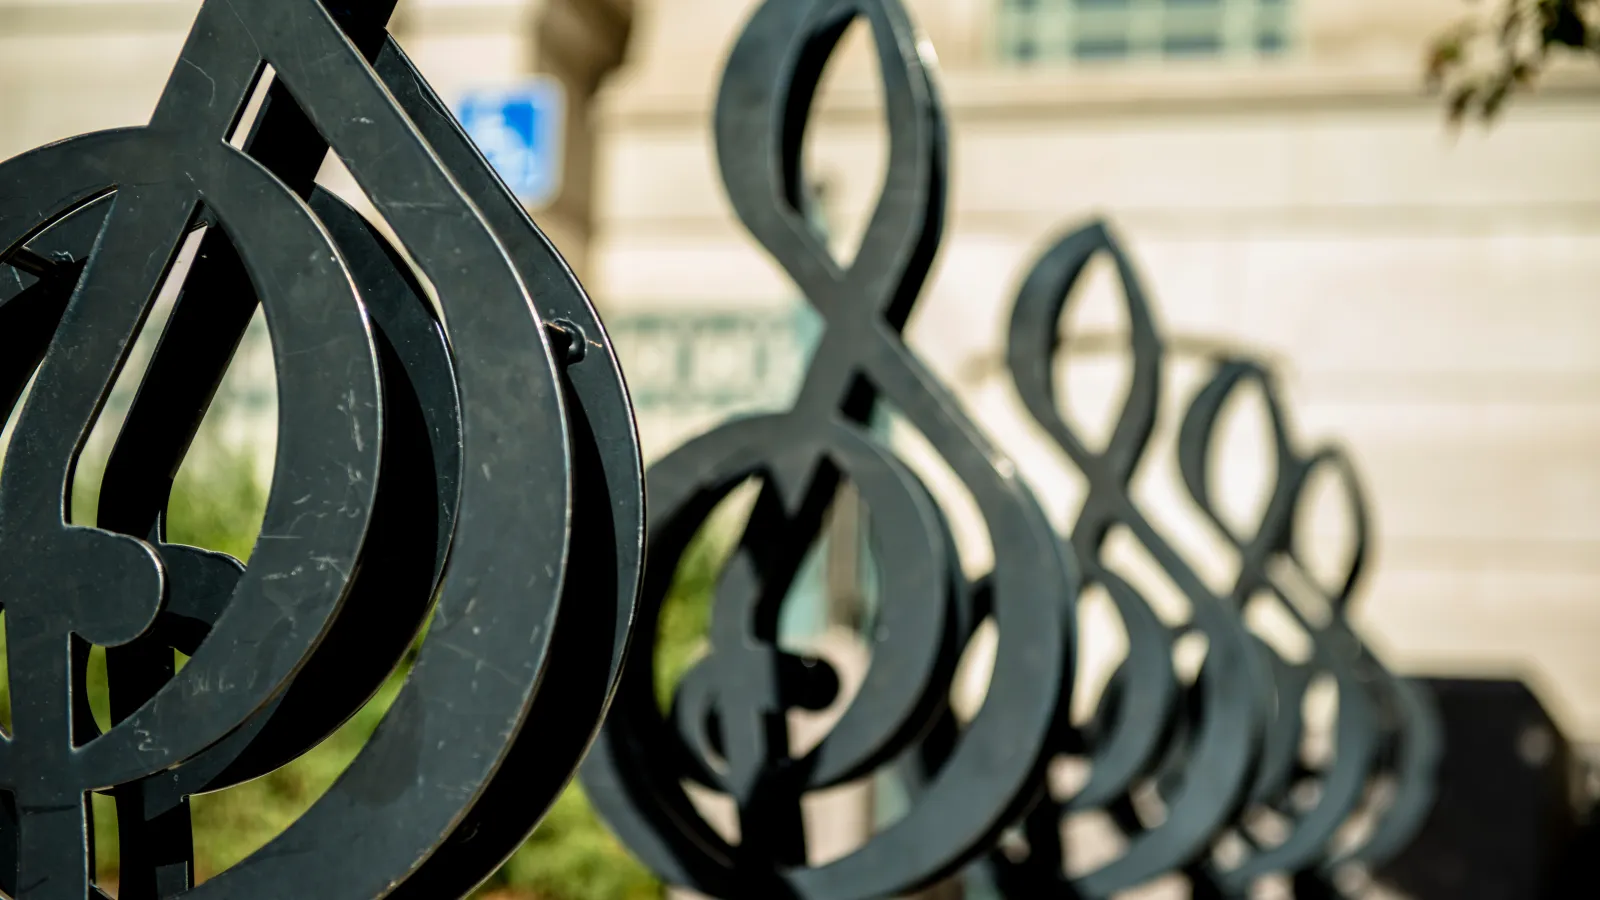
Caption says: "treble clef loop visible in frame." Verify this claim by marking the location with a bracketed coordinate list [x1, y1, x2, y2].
[1179, 361, 1442, 886]
[582, 1, 1075, 897]
[0, 1, 644, 897]
[1179, 359, 1369, 614]
[982, 219, 1272, 897]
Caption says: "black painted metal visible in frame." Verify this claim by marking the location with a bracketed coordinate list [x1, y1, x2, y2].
[0, 1, 643, 898]
[581, 0, 1076, 897]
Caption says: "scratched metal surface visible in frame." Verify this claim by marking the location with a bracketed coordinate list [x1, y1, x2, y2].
[0, 1, 643, 897]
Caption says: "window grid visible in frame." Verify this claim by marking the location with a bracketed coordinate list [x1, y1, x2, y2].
[997, 0, 1293, 65]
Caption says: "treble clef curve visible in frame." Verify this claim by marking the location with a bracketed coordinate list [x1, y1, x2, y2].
[581, 1, 1075, 897]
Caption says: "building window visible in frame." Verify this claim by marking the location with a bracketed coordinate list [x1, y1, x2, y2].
[1163, 33, 1222, 57]
[1075, 36, 1131, 60]
[996, 0, 1292, 65]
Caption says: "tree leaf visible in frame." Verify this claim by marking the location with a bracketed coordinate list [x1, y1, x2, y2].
[1482, 75, 1515, 118]
[1447, 84, 1478, 123]
[1426, 38, 1465, 87]
[1544, 0, 1590, 46]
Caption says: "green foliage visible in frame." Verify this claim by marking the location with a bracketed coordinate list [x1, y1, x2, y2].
[188, 668, 404, 879]
[26, 422, 732, 898]
[655, 509, 739, 711]
[1429, 0, 1600, 121]
[164, 440, 269, 562]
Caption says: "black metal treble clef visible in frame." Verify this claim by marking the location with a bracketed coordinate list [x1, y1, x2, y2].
[984, 219, 1272, 897]
[0, 1, 644, 897]
[582, 1, 1076, 897]
[1179, 359, 1442, 890]
[962, 220, 1439, 897]
[1179, 359, 1381, 893]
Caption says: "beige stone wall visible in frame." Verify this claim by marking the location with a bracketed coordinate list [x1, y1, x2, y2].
[595, 0, 1600, 744]
[0, 2, 194, 158]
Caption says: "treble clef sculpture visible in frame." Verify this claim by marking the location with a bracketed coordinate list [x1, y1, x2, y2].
[0, 1, 643, 897]
[581, 0, 1076, 897]
[1178, 357, 1441, 893]
[970, 219, 1271, 897]
[1177, 357, 1414, 890]
[954, 220, 1439, 897]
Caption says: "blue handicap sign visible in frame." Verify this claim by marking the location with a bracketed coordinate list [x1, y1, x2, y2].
[457, 78, 566, 207]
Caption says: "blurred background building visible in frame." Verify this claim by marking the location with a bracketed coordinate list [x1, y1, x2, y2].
[2, 1, 1600, 891]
